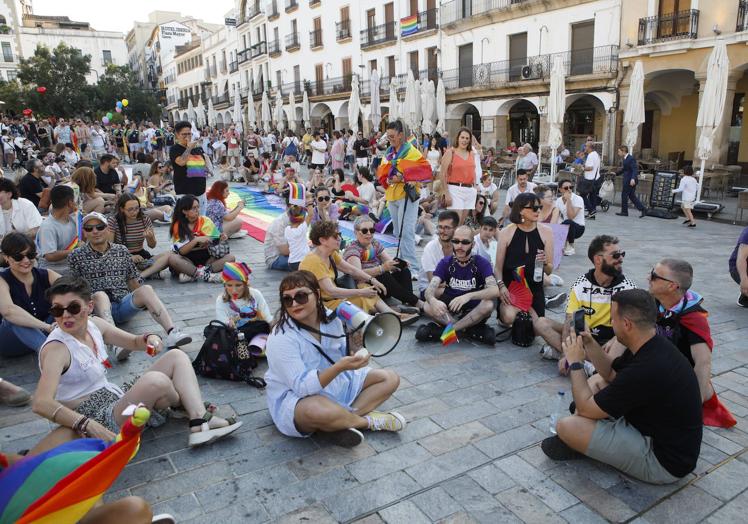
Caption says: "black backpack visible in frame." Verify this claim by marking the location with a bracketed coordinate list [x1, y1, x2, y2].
[192, 320, 267, 388]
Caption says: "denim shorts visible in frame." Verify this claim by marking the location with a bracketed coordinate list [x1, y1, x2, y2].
[111, 292, 146, 324]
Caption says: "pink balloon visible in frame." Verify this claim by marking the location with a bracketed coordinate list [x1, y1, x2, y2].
[115, 107, 122, 113]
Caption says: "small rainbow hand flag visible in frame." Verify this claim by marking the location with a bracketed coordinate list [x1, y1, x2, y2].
[401, 15, 418, 36]
[513, 265, 529, 288]
[440, 323, 459, 346]
[195, 216, 221, 239]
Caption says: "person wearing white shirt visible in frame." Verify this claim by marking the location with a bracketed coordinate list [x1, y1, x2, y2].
[555, 180, 586, 256]
[582, 142, 601, 216]
[417, 210, 459, 294]
[310, 132, 327, 170]
[501, 171, 537, 224]
[672, 165, 699, 228]
[517, 144, 539, 178]
[0, 179, 43, 241]
[473, 216, 498, 267]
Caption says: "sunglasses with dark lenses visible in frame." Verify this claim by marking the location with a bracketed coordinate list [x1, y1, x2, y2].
[317, 196, 331, 202]
[83, 224, 108, 232]
[50, 301, 83, 318]
[281, 291, 313, 308]
[609, 251, 626, 260]
[451, 239, 473, 245]
[523, 205, 542, 212]
[561, 186, 572, 191]
[9, 251, 37, 262]
[357, 228, 375, 234]
[650, 269, 676, 284]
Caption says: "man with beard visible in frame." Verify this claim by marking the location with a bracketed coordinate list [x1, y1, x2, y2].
[417, 225, 498, 345]
[534, 235, 636, 370]
[417, 210, 460, 297]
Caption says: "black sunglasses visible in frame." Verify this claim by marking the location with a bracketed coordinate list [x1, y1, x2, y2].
[451, 239, 472, 245]
[650, 268, 677, 285]
[523, 205, 542, 212]
[607, 251, 626, 260]
[560, 185, 572, 190]
[8, 250, 37, 262]
[281, 291, 313, 308]
[50, 301, 83, 318]
[83, 224, 108, 232]
[317, 196, 331, 202]
[357, 227, 375, 234]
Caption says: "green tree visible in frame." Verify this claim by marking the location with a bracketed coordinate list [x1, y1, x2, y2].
[0, 80, 29, 114]
[97, 64, 161, 121]
[18, 43, 91, 116]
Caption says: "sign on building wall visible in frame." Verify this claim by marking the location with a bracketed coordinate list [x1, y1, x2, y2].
[159, 22, 191, 43]
[225, 18, 236, 27]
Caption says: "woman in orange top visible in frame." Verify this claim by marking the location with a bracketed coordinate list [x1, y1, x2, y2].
[438, 127, 478, 225]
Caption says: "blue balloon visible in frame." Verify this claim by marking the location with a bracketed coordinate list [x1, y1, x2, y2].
[116, 101, 123, 108]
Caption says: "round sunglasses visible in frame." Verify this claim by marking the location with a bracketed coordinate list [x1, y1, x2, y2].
[356, 227, 375, 235]
[50, 301, 84, 318]
[281, 290, 313, 308]
[8, 250, 37, 262]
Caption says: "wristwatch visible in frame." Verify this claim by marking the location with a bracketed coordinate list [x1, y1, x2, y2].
[569, 361, 584, 371]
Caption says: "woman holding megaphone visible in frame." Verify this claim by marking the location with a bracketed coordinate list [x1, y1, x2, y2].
[264, 271, 405, 447]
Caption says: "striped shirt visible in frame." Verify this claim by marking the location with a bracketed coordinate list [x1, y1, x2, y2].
[107, 214, 153, 253]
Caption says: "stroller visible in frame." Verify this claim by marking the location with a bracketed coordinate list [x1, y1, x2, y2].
[596, 171, 615, 212]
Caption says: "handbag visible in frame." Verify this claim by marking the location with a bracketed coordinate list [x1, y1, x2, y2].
[208, 239, 231, 259]
[192, 320, 266, 388]
[511, 311, 535, 347]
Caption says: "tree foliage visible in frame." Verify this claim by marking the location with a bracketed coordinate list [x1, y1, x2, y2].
[4, 42, 162, 121]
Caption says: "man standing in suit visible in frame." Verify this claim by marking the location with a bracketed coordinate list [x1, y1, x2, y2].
[616, 145, 647, 218]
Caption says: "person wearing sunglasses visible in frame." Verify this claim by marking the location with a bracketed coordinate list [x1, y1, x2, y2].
[0, 233, 62, 357]
[264, 270, 405, 447]
[33, 276, 242, 448]
[418, 225, 499, 345]
[496, 193, 554, 326]
[534, 234, 637, 367]
[310, 186, 340, 225]
[555, 181, 585, 256]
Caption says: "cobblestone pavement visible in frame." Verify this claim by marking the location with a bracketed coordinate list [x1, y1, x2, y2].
[2, 190, 748, 523]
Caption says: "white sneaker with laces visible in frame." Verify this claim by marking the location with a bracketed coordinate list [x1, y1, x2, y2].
[563, 246, 575, 256]
[539, 344, 562, 361]
[179, 272, 196, 283]
[164, 329, 192, 349]
[229, 230, 248, 239]
[366, 410, 406, 432]
[549, 274, 564, 286]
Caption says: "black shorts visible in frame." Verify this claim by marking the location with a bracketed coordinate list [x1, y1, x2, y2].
[438, 293, 479, 317]
[183, 248, 211, 267]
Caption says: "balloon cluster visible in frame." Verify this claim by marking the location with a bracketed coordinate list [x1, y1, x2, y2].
[102, 98, 129, 124]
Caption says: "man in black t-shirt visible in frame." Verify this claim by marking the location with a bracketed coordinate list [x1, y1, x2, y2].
[19, 159, 49, 209]
[542, 289, 702, 484]
[94, 154, 121, 195]
[170, 121, 208, 213]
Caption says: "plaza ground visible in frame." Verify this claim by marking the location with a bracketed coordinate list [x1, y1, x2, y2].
[1, 188, 747, 523]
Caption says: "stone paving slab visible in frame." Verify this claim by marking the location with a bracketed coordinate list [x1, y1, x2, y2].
[2, 183, 748, 522]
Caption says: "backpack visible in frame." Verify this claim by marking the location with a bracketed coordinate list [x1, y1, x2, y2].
[284, 138, 298, 158]
[192, 320, 267, 388]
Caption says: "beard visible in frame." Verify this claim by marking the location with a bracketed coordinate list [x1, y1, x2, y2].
[601, 260, 622, 278]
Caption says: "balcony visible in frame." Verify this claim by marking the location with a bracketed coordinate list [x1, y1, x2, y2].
[212, 92, 230, 106]
[441, 0, 530, 26]
[285, 32, 300, 51]
[401, 8, 438, 37]
[237, 49, 250, 65]
[738, 1, 747, 32]
[440, 45, 619, 91]
[360, 21, 397, 49]
[310, 29, 323, 49]
[336, 19, 351, 41]
[229, 60, 238, 73]
[177, 95, 200, 109]
[268, 1, 280, 20]
[250, 41, 267, 58]
[285, 0, 298, 13]
[280, 80, 305, 96]
[269, 38, 282, 57]
[308, 74, 353, 98]
[310, 0, 321, 6]
[247, 3, 262, 20]
[638, 10, 699, 45]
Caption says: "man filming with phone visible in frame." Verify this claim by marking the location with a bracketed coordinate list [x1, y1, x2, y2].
[533, 235, 636, 371]
[170, 121, 211, 215]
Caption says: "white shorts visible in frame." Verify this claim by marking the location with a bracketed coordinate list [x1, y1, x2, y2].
[356, 157, 369, 167]
[681, 200, 695, 210]
[447, 184, 478, 210]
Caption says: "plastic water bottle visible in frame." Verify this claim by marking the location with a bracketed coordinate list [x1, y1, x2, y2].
[549, 391, 566, 435]
[533, 250, 544, 283]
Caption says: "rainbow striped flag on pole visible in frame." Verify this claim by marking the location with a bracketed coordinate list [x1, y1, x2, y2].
[401, 15, 418, 36]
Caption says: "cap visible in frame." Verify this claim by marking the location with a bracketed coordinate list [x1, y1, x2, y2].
[82, 212, 107, 226]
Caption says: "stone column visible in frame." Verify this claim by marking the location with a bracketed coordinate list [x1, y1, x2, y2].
[695, 73, 738, 165]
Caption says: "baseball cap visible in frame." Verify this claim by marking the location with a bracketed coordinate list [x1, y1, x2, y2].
[82, 212, 107, 226]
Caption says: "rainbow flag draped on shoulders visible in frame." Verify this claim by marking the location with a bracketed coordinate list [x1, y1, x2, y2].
[376, 139, 433, 190]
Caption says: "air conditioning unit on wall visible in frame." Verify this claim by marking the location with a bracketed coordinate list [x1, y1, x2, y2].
[521, 63, 541, 80]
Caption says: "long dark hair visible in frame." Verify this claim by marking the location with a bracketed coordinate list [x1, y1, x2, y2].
[115, 193, 144, 245]
[172, 194, 198, 241]
[472, 194, 488, 221]
[510, 193, 542, 224]
[273, 270, 326, 334]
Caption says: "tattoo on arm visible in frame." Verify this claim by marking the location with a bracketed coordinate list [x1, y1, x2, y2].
[425, 277, 441, 301]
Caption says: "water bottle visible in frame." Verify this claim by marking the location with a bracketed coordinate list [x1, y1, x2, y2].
[549, 391, 566, 435]
[533, 250, 544, 283]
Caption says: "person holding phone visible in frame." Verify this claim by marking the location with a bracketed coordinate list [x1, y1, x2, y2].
[534, 235, 637, 369]
[170, 121, 210, 215]
[264, 270, 405, 447]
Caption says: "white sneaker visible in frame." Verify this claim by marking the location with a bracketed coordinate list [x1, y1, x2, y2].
[414, 234, 423, 245]
[229, 230, 248, 239]
[164, 329, 192, 349]
[563, 246, 575, 256]
[205, 271, 223, 283]
[179, 272, 196, 283]
[539, 344, 562, 361]
[366, 410, 406, 432]
[549, 274, 564, 287]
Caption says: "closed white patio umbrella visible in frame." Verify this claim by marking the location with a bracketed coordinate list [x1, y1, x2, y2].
[195, 98, 205, 128]
[404, 70, 417, 132]
[247, 97, 257, 132]
[288, 90, 297, 133]
[207, 97, 216, 128]
[623, 61, 645, 153]
[547, 55, 566, 181]
[435, 78, 446, 134]
[370, 69, 381, 130]
[302, 89, 311, 129]
[421, 79, 436, 136]
[275, 89, 285, 133]
[348, 74, 361, 134]
[388, 81, 399, 123]
[232, 85, 243, 134]
[261, 90, 272, 133]
[695, 41, 729, 203]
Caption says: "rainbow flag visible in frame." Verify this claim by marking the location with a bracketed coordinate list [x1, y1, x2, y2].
[339, 201, 369, 216]
[376, 140, 433, 189]
[360, 245, 377, 263]
[440, 323, 459, 346]
[0, 407, 150, 524]
[401, 15, 418, 36]
[171, 215, 221, 242]
[186, 154, 207, 178]
[513, 265, 529, 288]
[374, 207, 392, 234]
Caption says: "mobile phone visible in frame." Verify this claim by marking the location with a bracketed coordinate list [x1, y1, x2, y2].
[572, 309, 585, 335]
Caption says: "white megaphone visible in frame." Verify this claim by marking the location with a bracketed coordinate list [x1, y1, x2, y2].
[335, 301, 402, 357]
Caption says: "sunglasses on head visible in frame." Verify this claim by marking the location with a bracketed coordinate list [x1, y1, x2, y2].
[357, 227, 375, 234]
[50, 301, 83, 318]
[281, 290, 313, 308]
[523, 205, 542, 212]
[83, 224, 107, 232]
[451, 239, 472, 245]
[8, 250, 37, 262]
[317, 196, 331, 202]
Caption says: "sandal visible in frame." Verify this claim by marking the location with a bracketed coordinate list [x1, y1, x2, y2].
[188, 411, 242, 447]
[170, 401, 218, 419]
[399, 313, 419, 326]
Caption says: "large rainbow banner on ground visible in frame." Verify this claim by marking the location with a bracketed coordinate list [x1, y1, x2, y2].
[226, 186, 399, 248]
